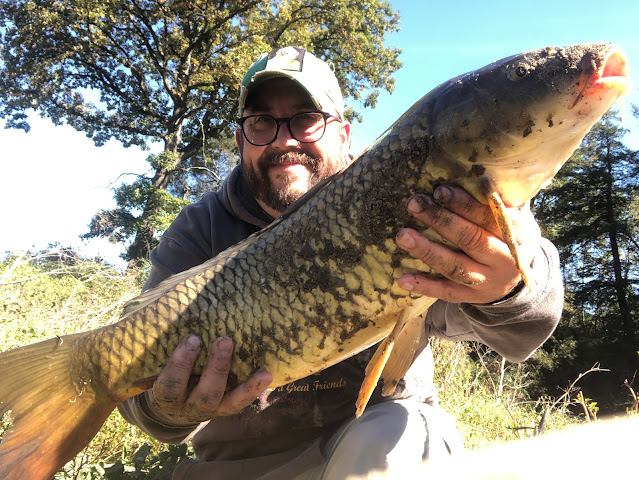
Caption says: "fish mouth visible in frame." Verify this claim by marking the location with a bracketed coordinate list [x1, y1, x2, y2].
[571, 48, 630, 109]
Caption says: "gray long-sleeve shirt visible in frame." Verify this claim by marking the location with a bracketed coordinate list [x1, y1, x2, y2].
[119, 165, 563, 463]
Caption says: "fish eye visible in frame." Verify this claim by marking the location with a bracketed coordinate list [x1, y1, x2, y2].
[507, 62, 532, 82]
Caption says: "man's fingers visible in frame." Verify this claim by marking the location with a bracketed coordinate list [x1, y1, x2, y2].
[434, 185, 540, 252]
[396, 187, 534, 304]
[397, 228, 488, 286]
[149, 336, 273, 423]
[152, 335, 201, 405]
[216, 371, 273, 416]
[186, 337, 273, 417]
[403, 195, 511, 266]
[186, 337, 234, 412]
[433, 186, 500, 235]
[397, 273, 476, 304]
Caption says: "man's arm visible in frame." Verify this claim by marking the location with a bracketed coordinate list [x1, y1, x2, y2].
[424, 237, 563, 362]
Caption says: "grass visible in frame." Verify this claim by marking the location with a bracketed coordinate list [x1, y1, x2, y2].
[431, 339, 579, 451]
[0, 252, 181, 478]
[0, 251, 594, 478]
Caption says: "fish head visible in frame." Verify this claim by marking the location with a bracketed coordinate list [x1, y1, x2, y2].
[429, 42, 630, 207]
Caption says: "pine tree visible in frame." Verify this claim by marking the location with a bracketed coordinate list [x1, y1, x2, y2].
[533, 112, 639, 409]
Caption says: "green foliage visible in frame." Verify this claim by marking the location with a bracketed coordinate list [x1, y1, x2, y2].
[0, 249, 144, 349]
[532, 112, 639, 411]
[66, 443, 192, 480]
[83, 177, 191, 253]
[82, 136, 238, 259]
[0, 0, 402, 262]
[148, 152, 181, 172]
[170, 135, 239, 200]
[431, 339, 579, 450]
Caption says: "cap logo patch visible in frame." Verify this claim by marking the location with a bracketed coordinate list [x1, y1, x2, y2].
[266, 46, 305, 72]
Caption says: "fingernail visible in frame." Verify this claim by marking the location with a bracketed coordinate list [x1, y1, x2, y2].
[399, 277, 415, 291]
[185, 335, 201, 351]
[434, 186, 452, 203]
[397, 230, 415, 249]
[407, 198, 422, 214]
[217, 337, 233, 358]
[408, 195, 434, 214]
[407, 197, 420, 214]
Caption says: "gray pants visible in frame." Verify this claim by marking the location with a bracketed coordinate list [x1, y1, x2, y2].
[304, 400, 463, 479]
[172, 400, 463, 480]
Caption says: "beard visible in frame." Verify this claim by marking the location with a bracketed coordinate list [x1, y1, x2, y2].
[243, 151, 340, 214]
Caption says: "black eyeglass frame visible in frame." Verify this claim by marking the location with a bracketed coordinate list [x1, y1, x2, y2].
[237, 111, 341, 146]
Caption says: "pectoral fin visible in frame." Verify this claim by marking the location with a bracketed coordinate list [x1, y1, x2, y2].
[379, 312, 428, 396]
[355, 296, 436, 417]
[482, 178, 535, 289]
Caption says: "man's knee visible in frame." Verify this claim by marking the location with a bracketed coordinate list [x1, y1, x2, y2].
[342, 400, 412, 448]
[320, 400, 462, 478]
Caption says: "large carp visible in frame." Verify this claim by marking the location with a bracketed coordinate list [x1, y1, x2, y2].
[0, 42, 629, 479]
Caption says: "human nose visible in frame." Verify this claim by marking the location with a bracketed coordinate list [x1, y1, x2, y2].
[271, 119, 299, 148]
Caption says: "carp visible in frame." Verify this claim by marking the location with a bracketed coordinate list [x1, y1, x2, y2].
[0, 42, 629, 479]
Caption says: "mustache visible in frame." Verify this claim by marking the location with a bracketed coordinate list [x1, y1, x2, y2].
[259, 151, 320, 171]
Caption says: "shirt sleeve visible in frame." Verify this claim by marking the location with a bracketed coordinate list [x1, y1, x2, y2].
[425, 237, 564, 362]
[118, 391, 201, 444]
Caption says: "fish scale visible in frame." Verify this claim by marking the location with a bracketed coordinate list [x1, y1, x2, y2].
[0, 42, 630, 479]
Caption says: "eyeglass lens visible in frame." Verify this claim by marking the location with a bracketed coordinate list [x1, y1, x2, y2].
[242, 112, 329, 146]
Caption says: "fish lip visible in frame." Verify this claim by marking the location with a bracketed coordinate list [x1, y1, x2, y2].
[601, 49, 629, 79]
[598, 50, 632, 94]
[571, 47, 630, 109]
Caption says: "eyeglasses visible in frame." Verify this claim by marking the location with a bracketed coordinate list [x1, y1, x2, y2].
[238, 111, 341, 146]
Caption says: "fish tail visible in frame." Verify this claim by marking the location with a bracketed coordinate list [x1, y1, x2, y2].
[0, 334, 118, 480]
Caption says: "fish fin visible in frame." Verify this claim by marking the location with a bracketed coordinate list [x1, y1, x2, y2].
[355, 296, 436, 417]
[380, 314, 428, 397]
[131, 376, 159, 391]
[482, 179, 535, 289]
[356, 332, 395, 418]
[0, 335, 118, 480]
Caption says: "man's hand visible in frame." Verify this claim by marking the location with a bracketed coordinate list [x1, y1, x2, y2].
[395, 185, 541, 304]
[149, 335, 272, 423]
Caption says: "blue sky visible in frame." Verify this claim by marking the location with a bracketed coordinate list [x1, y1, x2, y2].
[349, 0, 639, 153]
[1, 0, 638, 268]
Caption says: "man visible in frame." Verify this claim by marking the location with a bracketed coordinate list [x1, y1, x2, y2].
[119, 46, 563, 479]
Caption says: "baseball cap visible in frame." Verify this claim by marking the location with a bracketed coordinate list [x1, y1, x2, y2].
[239, 46, 344, 120]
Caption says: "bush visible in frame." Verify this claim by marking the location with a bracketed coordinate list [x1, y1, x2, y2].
[431, 339, 579, 450]
[0, 250, 186, 479]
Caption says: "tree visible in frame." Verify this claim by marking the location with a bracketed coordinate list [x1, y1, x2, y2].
[533, 112, 639, 410]
[0, 0, 401, 266]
